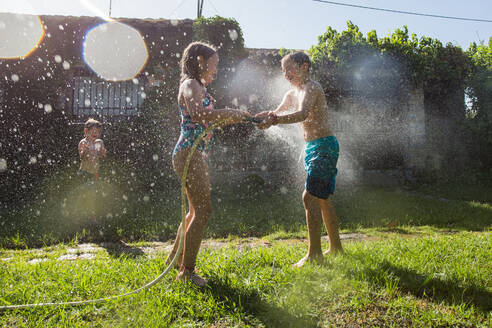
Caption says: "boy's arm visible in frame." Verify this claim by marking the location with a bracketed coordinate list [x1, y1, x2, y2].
[274, 84, 318, 125]
[254, 90, 293, 126]
[272, 90, 294, 114]
[78, 140, 89, 159]
[183, 79, 250, 125]
[95, 139, 107, 158]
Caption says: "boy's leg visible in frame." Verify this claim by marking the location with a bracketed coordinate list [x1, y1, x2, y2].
[319, 197, 343, 254]
[293, 190, 324, 267]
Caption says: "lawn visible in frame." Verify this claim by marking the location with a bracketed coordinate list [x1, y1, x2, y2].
[0, 185, 491, 327]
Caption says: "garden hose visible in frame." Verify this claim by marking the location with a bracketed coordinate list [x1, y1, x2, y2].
[0, 117, 246, 311]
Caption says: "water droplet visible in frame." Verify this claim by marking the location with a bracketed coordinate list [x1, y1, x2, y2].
[143, 195, 149, 202]
[62, 61, 70, 70]
[0, 159, 7, 172]
[228, 29, 238, 41]
[29, 157, 37, 164]
[152, 154, 158, 161]
[44, 104, 52, 113]
[11, 74, 19, 82]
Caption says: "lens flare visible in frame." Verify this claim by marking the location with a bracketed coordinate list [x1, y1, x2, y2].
[0, 13, 44, 59]
[82, 21, 148, 81]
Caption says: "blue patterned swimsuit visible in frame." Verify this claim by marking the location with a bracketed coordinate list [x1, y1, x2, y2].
[172, 92, 215, 159]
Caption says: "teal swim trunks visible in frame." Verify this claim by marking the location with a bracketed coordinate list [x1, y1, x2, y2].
[304, 136, 339, 199]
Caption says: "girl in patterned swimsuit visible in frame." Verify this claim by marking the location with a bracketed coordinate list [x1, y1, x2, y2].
[168, 42, 251, 287]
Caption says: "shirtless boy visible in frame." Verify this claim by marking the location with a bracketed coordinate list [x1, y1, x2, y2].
[256, 51, 343, 266]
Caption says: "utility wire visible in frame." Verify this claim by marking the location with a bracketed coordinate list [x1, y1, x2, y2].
[169, 0, 189, 17]
[207, 0, 220, 16]
[312, 0, 492, 23]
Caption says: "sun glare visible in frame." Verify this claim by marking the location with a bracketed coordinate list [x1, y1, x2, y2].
[0, 13, 45, 59]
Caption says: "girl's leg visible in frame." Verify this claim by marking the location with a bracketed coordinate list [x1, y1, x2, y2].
[166, 199, 194, 267]
[172, 150, 211, 285]
[319, 197, 343, 254]
[293, 190, 324, 267]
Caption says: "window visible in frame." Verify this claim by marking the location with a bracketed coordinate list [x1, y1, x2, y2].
[71, 76, 146, 116]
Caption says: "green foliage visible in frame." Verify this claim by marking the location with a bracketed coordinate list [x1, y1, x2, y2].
[466, 38, 492, 120]
[464, 38, 492, 170]
[192, 15, 248, 64]
[278, 47, 295, 57]
[309, 21, 470, 102]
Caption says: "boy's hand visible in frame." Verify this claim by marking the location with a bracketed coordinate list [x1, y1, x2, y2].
[94, 139, 107, 157]
[255, 111, 274, 130]
[79, 140, 90, 157]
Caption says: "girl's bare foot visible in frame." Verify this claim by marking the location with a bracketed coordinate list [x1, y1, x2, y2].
[292, 253, 324, 268]
[176, 267, 207, 287]
[323, 248, 344, 256]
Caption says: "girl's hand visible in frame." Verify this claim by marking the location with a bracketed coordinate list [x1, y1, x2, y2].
[227, 110, 251, 124]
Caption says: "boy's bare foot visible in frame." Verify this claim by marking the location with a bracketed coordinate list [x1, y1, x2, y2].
[292, 253, 324, 268]
[176, 268, 207, 287]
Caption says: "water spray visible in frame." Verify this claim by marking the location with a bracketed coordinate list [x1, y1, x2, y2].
[0, 116, 262, 311]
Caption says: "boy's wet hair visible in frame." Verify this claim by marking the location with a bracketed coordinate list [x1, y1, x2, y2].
[282, 51, 311, 70]
[180, 41, 217, 85]
[84, 118, 102, 130]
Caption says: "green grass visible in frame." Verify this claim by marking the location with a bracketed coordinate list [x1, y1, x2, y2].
[2, 184, 491, 248]
[1, 184, 491, 326]
[0, 232, 490, 327]
[412, 181, 492, 204]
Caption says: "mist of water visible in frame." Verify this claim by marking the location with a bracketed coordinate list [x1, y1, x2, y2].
[223, 54, 425, 187]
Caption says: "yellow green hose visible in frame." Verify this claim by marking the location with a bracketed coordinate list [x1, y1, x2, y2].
[0, 118, 231, 310]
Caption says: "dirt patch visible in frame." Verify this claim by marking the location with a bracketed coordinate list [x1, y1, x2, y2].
[3, 233, 371, 263]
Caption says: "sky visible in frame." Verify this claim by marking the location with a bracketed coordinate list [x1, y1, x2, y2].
[1, 0, 491, 50]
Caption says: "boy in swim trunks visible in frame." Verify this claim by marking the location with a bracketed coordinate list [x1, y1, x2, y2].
[256, 51, 343, 266]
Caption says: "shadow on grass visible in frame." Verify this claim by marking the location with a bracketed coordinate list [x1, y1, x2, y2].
[99, 241, 145, 258]
[361, 260, 492, 313]
[336, 187, 492, 231]
[207, 279, 318, 328]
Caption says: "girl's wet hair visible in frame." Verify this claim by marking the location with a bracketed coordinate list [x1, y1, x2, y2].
[180, 41, 217, 85]
[282, 51, 311, 70]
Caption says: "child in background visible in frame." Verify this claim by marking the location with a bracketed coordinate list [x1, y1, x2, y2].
[256, 51, 343, 267]
[167, 41, 251, 286]
[78, 118, 106, 181]
[76, 118, 107, 228]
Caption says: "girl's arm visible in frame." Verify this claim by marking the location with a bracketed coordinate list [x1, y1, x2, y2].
[182, 80, 250, 125]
